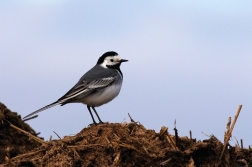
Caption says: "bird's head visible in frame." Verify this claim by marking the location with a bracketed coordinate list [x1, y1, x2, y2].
[97, 51, 128, 68]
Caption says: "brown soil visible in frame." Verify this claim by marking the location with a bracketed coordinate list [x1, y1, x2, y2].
[0, 102, 252, 167]
[0, 102, 41, 165]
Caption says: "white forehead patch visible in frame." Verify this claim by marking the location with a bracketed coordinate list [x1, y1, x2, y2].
[100, 55, 121, 68]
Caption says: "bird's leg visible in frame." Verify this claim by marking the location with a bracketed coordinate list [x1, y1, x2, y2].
[87, 105, 97, 125]
[92, 107, 105, 124]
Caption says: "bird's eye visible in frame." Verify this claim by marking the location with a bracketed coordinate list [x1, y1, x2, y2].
[110, 59, 114, 62]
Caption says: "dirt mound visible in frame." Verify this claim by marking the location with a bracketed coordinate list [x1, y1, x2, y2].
[0, 102, 41, 164]
[1, 102, 252, 167]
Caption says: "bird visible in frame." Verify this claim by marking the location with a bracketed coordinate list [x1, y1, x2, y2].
[23, 51, 128, 125]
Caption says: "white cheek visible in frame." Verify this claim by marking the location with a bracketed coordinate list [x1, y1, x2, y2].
[100, 60, 108, 68]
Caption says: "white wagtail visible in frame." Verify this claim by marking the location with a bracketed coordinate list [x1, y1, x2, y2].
[23, 51, 128, 125]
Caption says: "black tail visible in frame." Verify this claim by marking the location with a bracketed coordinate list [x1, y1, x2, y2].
[23, 101, 59, 119]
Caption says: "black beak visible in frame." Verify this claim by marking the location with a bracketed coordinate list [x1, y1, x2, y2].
[120, 59, 128, 62]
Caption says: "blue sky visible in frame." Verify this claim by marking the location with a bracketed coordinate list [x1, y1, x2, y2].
[1, 1, 252, 146]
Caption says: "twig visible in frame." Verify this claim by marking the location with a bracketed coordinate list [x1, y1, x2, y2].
[142, 146, 149, 154]
[167, 129, 176, 149]
[237, 159, 248, 167]
[166, 135, 177, 150]
[128, 113, 135, 122]
[234, 136, 240, 148]
[4, 120, 47, 145]
[113, 133, 120, 140]
[189, 130, 192, 140]
[73, 149, 81, 159]
[219, 105, 242, 161]
[240, 139, 243, 149]
[120, 118, 126, 123]
[53, 131, 61, 139]
[160, 158, 171, 166]
[113, 151, 121, 165]
[112, 142, 145, 154]
[226, 117, 231, 131]
[158, 126, 168, 139]
[201, 131, 211, 138]
[68, 144, 104, 148]
[104, 136, 112, 146]
[170, 137, 177, 149]
[11, 149, 45, 160]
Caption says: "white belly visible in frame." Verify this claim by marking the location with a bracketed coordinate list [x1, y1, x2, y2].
[80, 82, 122, 107]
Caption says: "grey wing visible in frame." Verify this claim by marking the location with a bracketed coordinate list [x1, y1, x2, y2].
[58, 77, 116, 104]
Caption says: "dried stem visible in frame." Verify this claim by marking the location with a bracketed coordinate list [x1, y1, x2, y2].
[68, 144, 104, 148]
[219, 105, 242, 160]
[201, 131, 211, 138]
[234, 136, 240, 148]
[6, 120, 47, 145]
[160, 158, 171, 166]
[166, 135, 177, 150]
[159, 126, 168, 139]
[53, 131, 62, 139]
[11, 150, 45, 160]
[128, 113, 135, 122]
[112, 142, 145, 154]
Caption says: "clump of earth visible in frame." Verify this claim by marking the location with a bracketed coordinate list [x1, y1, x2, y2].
[0, 102, 251, 167]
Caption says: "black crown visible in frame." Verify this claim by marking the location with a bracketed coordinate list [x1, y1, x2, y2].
[97, 51, 118, 64]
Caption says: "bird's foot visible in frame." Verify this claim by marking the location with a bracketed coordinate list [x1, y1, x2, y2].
[88, 122, 98, 126]
[98, 121, 108, 124]
[88, 121, 108, 126]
